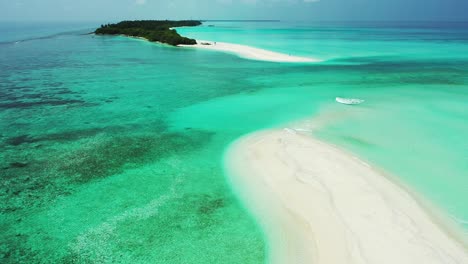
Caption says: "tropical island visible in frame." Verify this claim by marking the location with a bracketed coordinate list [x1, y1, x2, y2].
[95, 20, 202, 46]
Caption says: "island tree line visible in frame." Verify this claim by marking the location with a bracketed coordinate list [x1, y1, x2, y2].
[95, 20, 202, 46]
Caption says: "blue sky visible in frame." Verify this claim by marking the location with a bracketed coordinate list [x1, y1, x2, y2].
[1, 0, 468, 22]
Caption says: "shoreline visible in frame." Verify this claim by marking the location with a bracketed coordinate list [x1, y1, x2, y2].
[224, 127, 468, 263]
[113, 34, 319, 63]
[179, 40, 321, 63]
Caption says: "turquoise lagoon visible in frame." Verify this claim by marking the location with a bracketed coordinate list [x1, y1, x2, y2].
[1, 21, 467, 263]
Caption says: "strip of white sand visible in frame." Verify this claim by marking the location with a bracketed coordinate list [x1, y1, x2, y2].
[179, 40, 320, 63]
[225, 128, 467, 264]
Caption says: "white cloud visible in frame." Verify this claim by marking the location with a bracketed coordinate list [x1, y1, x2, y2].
[135, 0, 147, 5]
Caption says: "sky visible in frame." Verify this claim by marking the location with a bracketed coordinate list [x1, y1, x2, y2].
[1, 0, 468, 22]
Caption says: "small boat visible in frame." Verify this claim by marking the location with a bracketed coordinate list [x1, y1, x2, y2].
[336, 97, 364, 105]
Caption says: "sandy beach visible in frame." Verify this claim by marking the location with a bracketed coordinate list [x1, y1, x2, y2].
[225, 128, 468, 264]
[179, 40, 320, 63]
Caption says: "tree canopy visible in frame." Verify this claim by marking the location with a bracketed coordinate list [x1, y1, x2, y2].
[95, 20, 202, 46]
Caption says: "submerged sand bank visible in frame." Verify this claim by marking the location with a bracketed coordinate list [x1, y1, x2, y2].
[225, 128, 467, 264]
[179, 40, 320, 63]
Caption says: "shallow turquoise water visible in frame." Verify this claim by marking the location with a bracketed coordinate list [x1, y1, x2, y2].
[1, 21, 467, 263]
[180, 21, 468, 229]
[178, 21, 468, 61]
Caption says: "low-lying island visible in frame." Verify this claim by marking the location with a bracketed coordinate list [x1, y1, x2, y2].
[95, 20, 201, 46]
[95, 20, 319, 63]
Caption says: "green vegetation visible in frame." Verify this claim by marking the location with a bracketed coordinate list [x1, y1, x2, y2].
[95, 20, 202, 46]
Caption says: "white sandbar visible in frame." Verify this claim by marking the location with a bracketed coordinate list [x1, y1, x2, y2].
[179, 40, 320, 63]
[225, 128, 467, 264]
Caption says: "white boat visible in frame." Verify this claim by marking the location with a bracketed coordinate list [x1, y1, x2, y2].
[336, 97, 364, 105]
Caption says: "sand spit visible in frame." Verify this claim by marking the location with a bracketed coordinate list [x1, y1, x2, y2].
[179, 40, 320, 63]
[225, 128, 467, 264]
